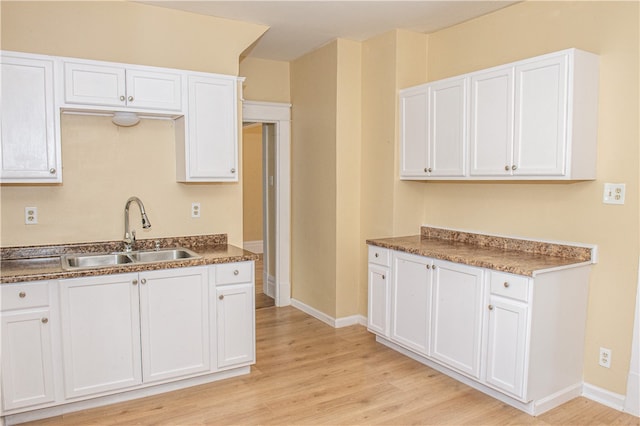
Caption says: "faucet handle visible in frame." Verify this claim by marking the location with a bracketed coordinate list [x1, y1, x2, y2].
[131, 230, 136, 243]
[154, 240, 161, 251]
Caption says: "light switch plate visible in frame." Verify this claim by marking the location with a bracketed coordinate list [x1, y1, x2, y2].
[191, 202, 201, 218]
[603, 183, 625, 205]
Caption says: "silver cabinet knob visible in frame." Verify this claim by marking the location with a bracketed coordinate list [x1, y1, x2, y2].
[132, 279, 138, 285]
[120, 95, 125, 101]
[374, 253, 379, 258]
[512, 165, 517, 171]
[428, 168, 433, 173]
[426, 264, 431, 269]
[503, 282, 510, 288]
[49, 168, 56, 174]
[424, 168, 428, 173]
[41, 318, 49, 324]
[382, 275, 385, 280]
[431, 265, 436, 270]
[218, 295, 224, 300]
[128, 96, 134, 102]
[141, 278, 147, 284]
[19, 291, 26, 298]
[488, 305, 494, 311]
[233, 270, 239, 276]
[505, 165, 510, 171]
[231, 168, 236, 173]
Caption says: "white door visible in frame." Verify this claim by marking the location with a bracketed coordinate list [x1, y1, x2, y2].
[216, 283, 255, 369]
[367, 265, 389, 337]
[139, 267, 210, 383]
[186, 74, 238, 181]
[391, 252, 431, 355]
[59, 273, 142, 398]
[1, 54, 60, 182]
[429, 77, 467, 177]
[64, 61, 126, 107]
[126, 69, 182, 111]
[431, 260, 484, 378]
[513, 54, 568, 176]
[399, 86, 429, 178]
[485, 296, 528, 399]
[1, 309, 55, 410]
[470, 66, 514, 176]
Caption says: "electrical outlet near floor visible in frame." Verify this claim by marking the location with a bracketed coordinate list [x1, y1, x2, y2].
[599, 347, 612, 368]
[191, 202, 201, 218]
[25, 207, 38, 225]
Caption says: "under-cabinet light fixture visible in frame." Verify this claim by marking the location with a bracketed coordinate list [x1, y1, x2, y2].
[112, 111, 140, 127]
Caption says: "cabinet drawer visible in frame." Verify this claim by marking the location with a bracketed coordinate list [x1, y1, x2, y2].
[368, 246, 390, 267]
[490, 272, 529, 302]
[1, 281, 50, 310]
[216, 262, 253, 285]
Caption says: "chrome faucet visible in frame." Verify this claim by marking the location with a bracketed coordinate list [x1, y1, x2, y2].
[123, 196, 151, 252]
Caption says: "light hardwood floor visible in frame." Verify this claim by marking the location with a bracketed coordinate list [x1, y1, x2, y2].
[23, 306, 639, 425]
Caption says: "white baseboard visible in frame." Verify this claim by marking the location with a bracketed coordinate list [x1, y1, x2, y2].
[290, 299, 366, 328]
[243, 240, 263, 254]
[583, 382, 626, 412]
[265, 273, 276, 298]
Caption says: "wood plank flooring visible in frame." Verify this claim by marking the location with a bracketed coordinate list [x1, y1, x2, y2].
[23, 306, 639, 425]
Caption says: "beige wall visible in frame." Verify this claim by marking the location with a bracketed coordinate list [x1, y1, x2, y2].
[421, 1, 639, 395]
[290, 41, 338, 316]
[242, 124, 263, 242]
[240, 57, 291, 103]
[0, 1, 267, 247]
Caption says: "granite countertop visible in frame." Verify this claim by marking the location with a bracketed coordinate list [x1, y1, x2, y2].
[367, 227, 595, 277]
[0, 234, 259, 284]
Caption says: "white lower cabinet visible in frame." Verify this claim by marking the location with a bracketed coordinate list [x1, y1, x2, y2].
[367, 246, 391, 337]
[430, 260, 484, 378]
[1, 282, 57, 412]
[213, 261, 255, 369]
[59, 266, 210, 398]
[368, 244, 591, 415]
[391, 251, 431, 355]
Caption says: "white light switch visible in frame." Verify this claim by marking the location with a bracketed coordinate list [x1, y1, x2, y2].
[603, 183, 625, 205]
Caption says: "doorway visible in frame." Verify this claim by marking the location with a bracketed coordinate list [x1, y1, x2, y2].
[242, 101, 291, 307]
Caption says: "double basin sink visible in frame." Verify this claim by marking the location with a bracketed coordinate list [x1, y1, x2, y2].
[61, 248, 200, 271]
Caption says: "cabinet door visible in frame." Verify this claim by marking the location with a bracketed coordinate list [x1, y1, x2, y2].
[64, 62, 126, 107]
[126, 69, 182, 111]
[513, 54, 568, 176]
[429, 78, 467, 177]
[216, 283, 255, 369]
[399, 86, 429, 178]
[470, 67, 514, 176]
[431, 260, 484, 378]
[183, 74, 238, 181]
[1, 54, 60, 182]
[139, 267, 210, 383]
[367, 264, 390, 337]
[391, 252, 431, 355]
[485, 297, 528, 399]
[60, 273, 142, 398]
[1, 309, 55, 410]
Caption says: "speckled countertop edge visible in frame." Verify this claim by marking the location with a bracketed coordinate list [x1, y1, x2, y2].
[1, 234, 259, 284]
[366, 227, 595, 277]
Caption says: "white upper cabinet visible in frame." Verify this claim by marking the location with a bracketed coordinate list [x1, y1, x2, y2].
[400, 77, 467, 179]
[1, 52, 61, 183]
[63, 61, 182, 112]
[403, 48, 599, 181]
[176, 74, 238, 182]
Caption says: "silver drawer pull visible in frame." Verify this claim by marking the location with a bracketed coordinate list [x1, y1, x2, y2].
[374, 253, 379, 258]
[19, 291, 26, 298]
[141, 278, 147, 285]
[382, 275, 385, 280]
[41, 318, 49, 324]
[233, 270, 239, 276]
[488, 305, 494, 311]
[503, 282, 510, 288]
[219, 295, 224, 300]
[132, 279, 138, 286]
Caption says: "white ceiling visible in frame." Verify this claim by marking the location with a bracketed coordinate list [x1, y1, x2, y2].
[139, 1, 519, 61]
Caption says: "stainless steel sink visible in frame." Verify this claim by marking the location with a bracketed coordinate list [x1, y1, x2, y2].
[61, 248, 200, 271]
[131, 248, 200, 263]
[62, 253, 134, 270]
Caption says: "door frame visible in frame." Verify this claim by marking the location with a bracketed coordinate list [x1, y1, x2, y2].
[242, 101, 291, 307]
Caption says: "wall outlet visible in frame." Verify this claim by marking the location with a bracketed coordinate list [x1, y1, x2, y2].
[599, 347, 612, 368]
[603, 183, 625, 205]
[25, 207, 38, 225]
[191, 202, 201, 218]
